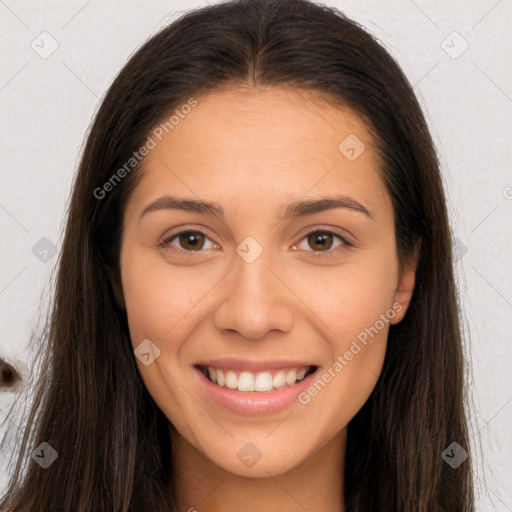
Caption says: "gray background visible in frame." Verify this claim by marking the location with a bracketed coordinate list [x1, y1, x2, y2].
[0, 0, 511, 509]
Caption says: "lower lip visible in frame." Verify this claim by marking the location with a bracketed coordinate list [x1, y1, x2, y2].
[194, 366, 318, 416]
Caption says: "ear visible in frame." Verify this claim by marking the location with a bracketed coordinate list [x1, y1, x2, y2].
[105, 264, 126, 310]
[389, 241, 420, 325]
[112, 279, 126, 310]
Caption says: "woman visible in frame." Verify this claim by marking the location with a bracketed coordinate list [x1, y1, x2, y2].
[0, 0, 474, 510]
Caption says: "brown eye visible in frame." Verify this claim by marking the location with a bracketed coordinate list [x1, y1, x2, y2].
[178, 231, 206, 250]
[161, 229, 218, 253]
[307, 231, 334, 251]
[293, 229, 351, 256]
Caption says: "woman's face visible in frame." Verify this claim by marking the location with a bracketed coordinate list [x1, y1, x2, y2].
[119, 86, 416, 477]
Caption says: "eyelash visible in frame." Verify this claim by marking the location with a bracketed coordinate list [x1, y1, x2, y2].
[159, 228, 353, 257]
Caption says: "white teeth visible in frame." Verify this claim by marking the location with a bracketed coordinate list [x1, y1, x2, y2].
[254, 371, 273, 392]
[225, 370, 238, 390]
[296, 367, 307, 381]
[285, 370, 297, 385]
[272, 371, 286, 390]
[205, 366, 312, 392]
[238, 371, 255, 392]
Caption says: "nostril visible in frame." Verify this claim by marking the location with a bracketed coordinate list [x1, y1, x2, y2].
[0, 358, 22, 390]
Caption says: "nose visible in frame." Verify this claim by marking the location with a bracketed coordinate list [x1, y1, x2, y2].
[214, 248, 294, 339]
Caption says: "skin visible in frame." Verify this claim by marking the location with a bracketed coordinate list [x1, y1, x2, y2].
[119, 85, 418, 511]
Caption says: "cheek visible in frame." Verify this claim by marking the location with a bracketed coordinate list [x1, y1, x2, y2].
[120, 254, 211, 344]
[294, 250, 398, 337]
[298, 275, 392, 432]
[121, 265, 170, 345]
[292, 249, 396, 415]
[119, 255, 209, 433]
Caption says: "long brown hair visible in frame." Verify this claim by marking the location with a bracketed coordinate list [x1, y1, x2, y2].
[0, 0, 474, 510]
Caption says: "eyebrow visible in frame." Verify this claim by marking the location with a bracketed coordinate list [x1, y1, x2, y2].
[139, 194, 373, 220]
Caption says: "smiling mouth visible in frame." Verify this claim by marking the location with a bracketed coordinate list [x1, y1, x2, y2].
[196, 365, 318, 393]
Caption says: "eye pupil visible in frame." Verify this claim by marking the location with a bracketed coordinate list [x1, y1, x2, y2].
[308, 231, 333, 251]
[180, 231, 205, 250]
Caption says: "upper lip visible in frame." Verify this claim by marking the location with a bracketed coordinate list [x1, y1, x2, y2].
[194, 359, 317, 372]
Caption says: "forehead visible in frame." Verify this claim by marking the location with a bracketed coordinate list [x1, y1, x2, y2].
[149, 85, 371, 160]
[125, 85, 388, 217]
